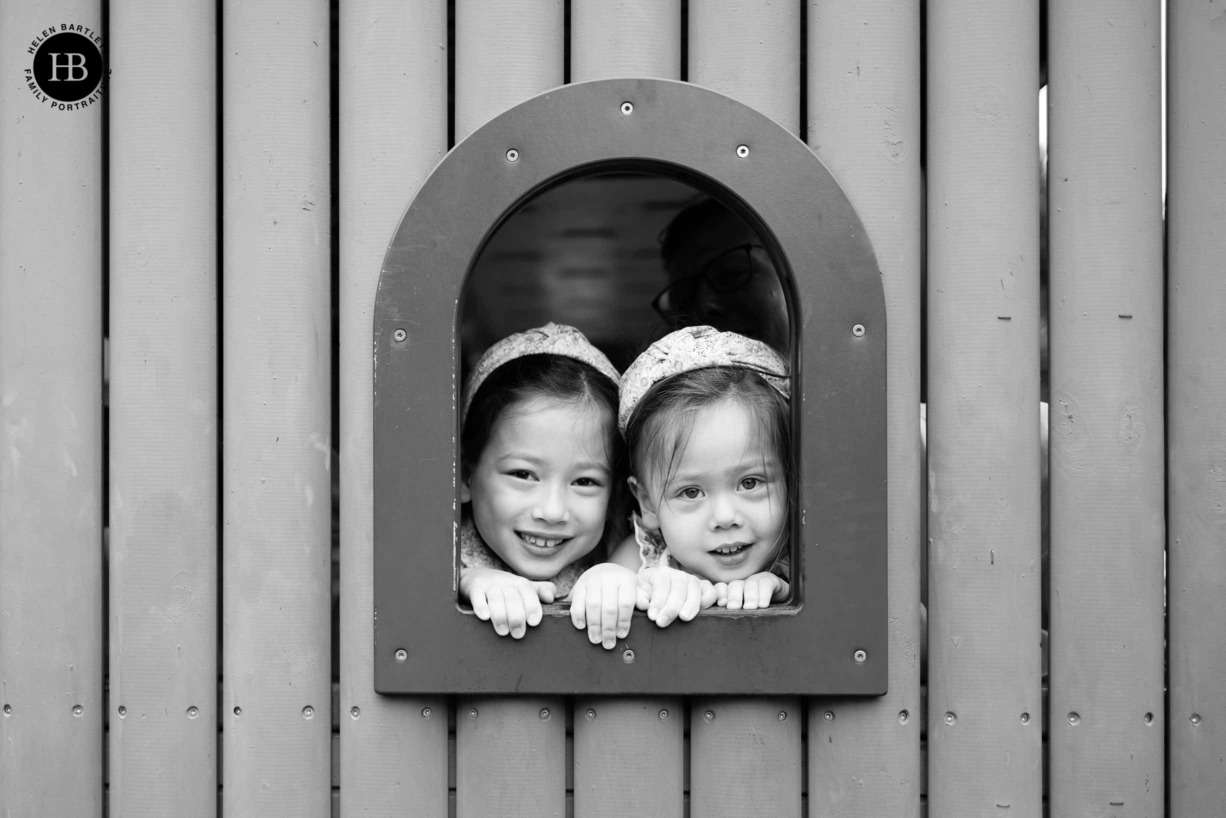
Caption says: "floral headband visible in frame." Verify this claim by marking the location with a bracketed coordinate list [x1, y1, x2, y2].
[462, 323, 621, 421]
[618, 325, 790, 433]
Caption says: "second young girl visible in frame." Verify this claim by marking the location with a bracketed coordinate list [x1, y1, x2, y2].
[605, 325, 793, 628]
[459, 322, 634, 645]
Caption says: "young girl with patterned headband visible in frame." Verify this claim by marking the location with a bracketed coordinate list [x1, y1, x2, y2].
[605, 325, 792, 629]
[459, 323, 634, 646]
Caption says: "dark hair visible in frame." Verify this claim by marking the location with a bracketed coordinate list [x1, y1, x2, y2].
[461, 353, 628, 545]
[659, 197, 746, 274]
[624, 366, 791, 513]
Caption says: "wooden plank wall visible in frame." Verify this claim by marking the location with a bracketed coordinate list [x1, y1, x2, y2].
[338, 0, 450, 816]
[107, 0, 218, 814]
[926, 1, 1044, 815]
[220, 2, 334, 815]
[1, 2, 105, 815]
[4, 2, 1226, 817]
[570, 2, 686, 815]
[807, 2, 924, 815]
[1047, 2, 1166, 815]
[1168, 0, 1226, 814]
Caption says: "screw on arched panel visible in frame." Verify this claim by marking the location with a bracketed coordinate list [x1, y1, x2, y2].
[505, 148, 520, 162]
[620, 101, 634, 115]
[736, 145, 750, 158]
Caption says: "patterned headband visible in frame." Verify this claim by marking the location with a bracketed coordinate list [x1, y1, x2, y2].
[462, 323, 621, 421]
[618, 325, 790, 433]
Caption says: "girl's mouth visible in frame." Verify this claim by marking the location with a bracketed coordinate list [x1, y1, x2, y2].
[518, 532, 568, 549]
[711, 542, 752, 557]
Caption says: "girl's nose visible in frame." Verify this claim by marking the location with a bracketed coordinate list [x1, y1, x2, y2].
[532, 482, 570, 523]
[708, 493, 742, 530]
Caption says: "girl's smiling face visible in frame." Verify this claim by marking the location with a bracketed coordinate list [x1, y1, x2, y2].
[462, 396, 613, 580]
[632, 399, 787, 583]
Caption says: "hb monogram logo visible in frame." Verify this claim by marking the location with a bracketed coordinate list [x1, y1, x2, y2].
[26, 26, 106, 110]
[49, 52, 91, 82]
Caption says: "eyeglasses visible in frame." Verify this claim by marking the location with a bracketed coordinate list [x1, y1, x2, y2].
[651, 244, 767, 323]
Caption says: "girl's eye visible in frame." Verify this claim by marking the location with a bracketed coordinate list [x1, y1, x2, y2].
[573, 476, 605, 488]
[507, 469, 535, 481]
[679, 487, 704, 500]
[740, 477, 763, 491]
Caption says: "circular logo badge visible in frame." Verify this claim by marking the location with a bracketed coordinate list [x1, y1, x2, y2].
[32, 32, 104, 102]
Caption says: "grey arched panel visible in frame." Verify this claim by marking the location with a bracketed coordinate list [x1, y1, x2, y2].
[374, 78, 886, 695]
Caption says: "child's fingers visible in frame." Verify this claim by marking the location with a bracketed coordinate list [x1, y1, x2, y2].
[504, 590, 528, 639]
[713, 582, 728, 607]
[521, 585, 544, 628]
[635, 572, 653, 611]
[470, 589, 491, 621]
[725, 580, 745, 611]
[647, 571, 672, 622]
[656, 576, 690, 626]
[599, 586, 623, 649]
[486, 590, 511, 636]
[569, 582, 588, 630]
[742, 577, 762, 610]
[616, 579, 636, 641]
[586, 585, 606, 646]
[677, 580, 703, 622]
[534, 581, 557, 604]
[773, 579, 790, 602]
[699, 580, 718, 609]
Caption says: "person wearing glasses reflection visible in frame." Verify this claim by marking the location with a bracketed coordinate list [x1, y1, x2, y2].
[654, 198, 790, 354]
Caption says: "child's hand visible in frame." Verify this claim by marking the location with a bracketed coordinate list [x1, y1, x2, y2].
[460, 567, 556, 639]
[636, 565, 717, 627]
[569, 563, 638, 650]
[714, 572, 789, 611]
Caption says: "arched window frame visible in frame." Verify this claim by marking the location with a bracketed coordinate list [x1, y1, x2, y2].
[374, 78, 887, 696]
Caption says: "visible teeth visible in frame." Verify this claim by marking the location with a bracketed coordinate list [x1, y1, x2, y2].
[521, 533, 564, 548]
[715, 544, 749, 555]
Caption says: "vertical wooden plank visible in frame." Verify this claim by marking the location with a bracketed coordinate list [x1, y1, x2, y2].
[0, 4, 104, 816]
[690, 698, 802, 815]
[569, 6, 681, 814]
[456, 698, 567, 818]
[570, 0, 681, 82]
[454, 5, 567, 813]
[221, 2, 332, 815]
[573, 697, 684, 817]
[685, 12, 804, 816]
[1047, 3, 1165, 816]
[338, 0, 450, 813]
[455, 0, 564, 141]
[1168, 1, 1226, 812]
[107, 1, 218, 815]
[925, 1, 1043, 815]
[689, 0, 800, 133]
[806, 1, 924, 814]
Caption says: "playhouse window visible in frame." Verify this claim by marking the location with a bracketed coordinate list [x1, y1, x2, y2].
[457, 172, 798, 611]
[373, 77, 887, 697]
